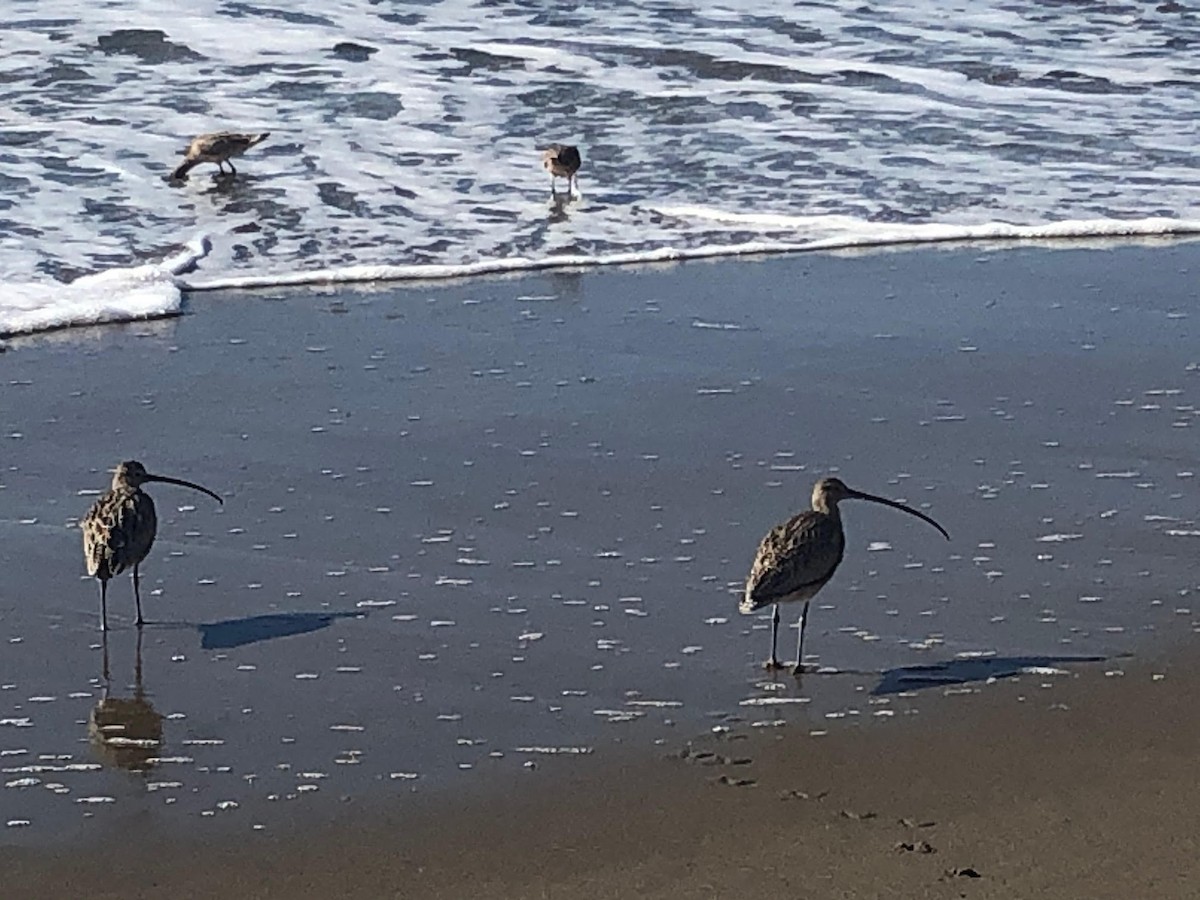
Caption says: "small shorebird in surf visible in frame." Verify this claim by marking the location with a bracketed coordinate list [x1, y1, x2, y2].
[171, 131, 270, 180]
[541, 143, 582, 195]
[82, 460, 223, 631]
[740, 477, 949, 674]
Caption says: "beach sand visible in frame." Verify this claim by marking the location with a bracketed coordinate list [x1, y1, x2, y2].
[6, 657, 1199, 898]
[2, 241, 1199, 895]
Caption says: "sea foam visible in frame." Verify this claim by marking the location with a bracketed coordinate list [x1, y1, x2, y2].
[6, 0, 1200, 335]
[180, 214, 1200, 293]
[0, 237, 210, 337]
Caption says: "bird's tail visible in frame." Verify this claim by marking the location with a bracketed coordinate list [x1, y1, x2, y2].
[248, 132, 270, 147]
[171, 160, 196, 180]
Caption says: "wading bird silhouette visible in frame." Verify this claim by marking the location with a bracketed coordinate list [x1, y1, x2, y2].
[740, 477, 949, 673]
[82, 461, 222, 631]
[541, 143, 582, 195]
[171, 131, 270, 180]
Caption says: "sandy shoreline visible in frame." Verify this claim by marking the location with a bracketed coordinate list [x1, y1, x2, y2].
[6, 653, 1199, 898]
[2, 241, 1199, 892]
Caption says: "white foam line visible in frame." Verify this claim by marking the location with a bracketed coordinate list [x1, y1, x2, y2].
[179, 216, 1200, 293]
[654, 209, 1200, 243]
[178, 241, 817, 291]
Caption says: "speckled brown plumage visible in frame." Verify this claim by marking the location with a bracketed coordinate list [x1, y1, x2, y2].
[740, 477, 948, 673]
[83, 483, 157, 583]
[171, 131, 270, 180]
[742, 509, 845, 614]
[82, 461, 222, 630]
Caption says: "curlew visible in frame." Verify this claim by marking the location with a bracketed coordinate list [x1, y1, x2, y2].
[82, 460, 222, 631]
[541, 143, 582, 195]
[740, 477, 949, 673]
[171, 131, 270, 180]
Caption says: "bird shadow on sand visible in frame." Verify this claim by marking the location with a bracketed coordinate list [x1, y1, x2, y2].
[148, 611, 363, 649]
[197, 611, 363, 649]
[869, 654, 1111, 696]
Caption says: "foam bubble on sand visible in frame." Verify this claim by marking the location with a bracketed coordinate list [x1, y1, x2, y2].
[740, 697, 812, 706]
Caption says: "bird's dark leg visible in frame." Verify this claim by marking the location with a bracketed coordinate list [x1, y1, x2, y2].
[135, 626, 145, 694]
[228, 160, 237, 175]
[550, 175, 559, 195]
[100, 579, 109, 633]
[133, 565, 144, 628]
[793, 600, 810, 674]
[216, 161, 226, 174]
[101, 628, 111, 684]
[763, 603, 783, 670]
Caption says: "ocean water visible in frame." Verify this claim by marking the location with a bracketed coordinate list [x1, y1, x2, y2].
[3, 0, 1200, 333]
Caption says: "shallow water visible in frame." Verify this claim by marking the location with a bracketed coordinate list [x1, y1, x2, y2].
[3, 0, 1200, 332]
[1, 246, 1197, 844]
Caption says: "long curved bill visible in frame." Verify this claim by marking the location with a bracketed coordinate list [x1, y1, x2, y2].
[849, 488, 948, 540]
[145, 473, 223, 505]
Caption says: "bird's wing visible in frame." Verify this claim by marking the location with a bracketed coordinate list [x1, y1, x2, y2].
[122, 493, 157, 568]
[745, 511, 844, 607]
[185, 133, 217, 156]
[83, 493, 129, 578]
[560, 146, 582, 169]
[209, 132, 256, 155]
[184, 132, 241, 159]
[82, 492, 154, 578]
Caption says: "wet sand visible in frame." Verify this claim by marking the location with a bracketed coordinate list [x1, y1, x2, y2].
[6, 655, 1200, 898]
[1, 241, 1199, 890]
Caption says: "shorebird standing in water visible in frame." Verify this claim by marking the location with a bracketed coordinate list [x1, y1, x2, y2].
[171, 131, 270, 180]
[82, 461, 223, 631]
[740, 477, 949, 673]
[541, 143, 582, 195]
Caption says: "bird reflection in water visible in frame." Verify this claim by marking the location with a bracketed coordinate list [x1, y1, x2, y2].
[547, 190, 572, 223]
[89, 629, 164, 772]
